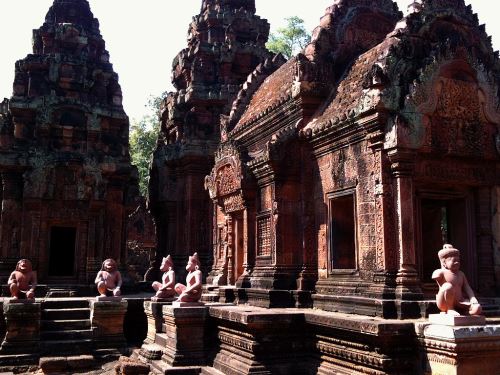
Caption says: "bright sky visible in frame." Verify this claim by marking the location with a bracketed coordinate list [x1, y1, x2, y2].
[0, 1, 498, 122]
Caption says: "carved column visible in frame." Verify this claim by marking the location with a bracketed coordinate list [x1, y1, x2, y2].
[388, 149, 423, 315]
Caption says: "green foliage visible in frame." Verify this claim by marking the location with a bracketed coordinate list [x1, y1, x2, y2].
[266, 16, 311, 59]
[129, 93, 166, 196]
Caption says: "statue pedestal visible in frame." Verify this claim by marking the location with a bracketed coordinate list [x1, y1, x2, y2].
[138, 300, 173, 360]
[417, 322, 500, 375]
[95, 296, 122, 302]
[0, 300, 40, 355]
[151, 297, 175, 303]
[90, 300, 128, 349]
[144, 300, 172, 345]
[172, 301, 204, 308]
[428, 313, 486, 326]
[161, 305, 208, 366]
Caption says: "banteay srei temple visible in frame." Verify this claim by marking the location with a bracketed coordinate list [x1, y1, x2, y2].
[0, 0, 500, 373]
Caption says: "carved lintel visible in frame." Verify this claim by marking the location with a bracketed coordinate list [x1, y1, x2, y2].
[221, 193, 245, 213]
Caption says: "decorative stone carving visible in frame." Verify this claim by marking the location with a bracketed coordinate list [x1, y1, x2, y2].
[8, 259, 37, 300]
[151, 255, 175, 301]
[432, 244, 482, 317]
[95, 259, 122, 299]
[148, 0, 270, 275]
[0, 0, 138, 284]
[216, 164, 239, 196]
[174, 253, 203, 304]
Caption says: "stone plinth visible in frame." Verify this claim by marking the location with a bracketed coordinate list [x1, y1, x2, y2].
[172, 301, 204, 308]
[151, 297, 175, 303]
[161, 305, 208, 366]
[90, 300, 128, 349]
[417, 322, 500, 375]
[0, 300, 41, 355]
[144, 300, 171, 344]
[209, 305, 309, 375]
[95, 296, 123, 302]
[428, 313, 486, 326]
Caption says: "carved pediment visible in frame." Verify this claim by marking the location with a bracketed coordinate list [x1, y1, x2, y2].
[390, 56, 500, 157]
[215, 164, 241, 197]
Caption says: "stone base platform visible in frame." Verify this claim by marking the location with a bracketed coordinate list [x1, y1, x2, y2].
[135, 303, 423, 374]
[313, 292, 429, 319]
[417, 322, 500, 375]
[206, 305, 419, 374]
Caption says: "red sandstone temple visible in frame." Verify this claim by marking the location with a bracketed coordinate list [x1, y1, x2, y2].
[201, 0, 500, 318]
[0, 0, 499, 373]
[148, 0, 276, 278]
[0, 0, 138, 285]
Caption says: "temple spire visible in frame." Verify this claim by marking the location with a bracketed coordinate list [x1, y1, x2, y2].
[43, 0, 98, 32]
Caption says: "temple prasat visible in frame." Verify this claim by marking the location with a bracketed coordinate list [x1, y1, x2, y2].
[1, 0, 500, 374]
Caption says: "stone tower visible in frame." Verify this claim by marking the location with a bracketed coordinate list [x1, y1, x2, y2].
[0, 0, 138, 284]
[148, 0, 272, 277]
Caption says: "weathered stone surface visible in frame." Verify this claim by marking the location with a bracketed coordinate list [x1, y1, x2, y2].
[161, 305, 209, 367]
[126, 197, 157, 283]
[90, 300, 128, 349]
[417, 322, 500, 375]
[428, 313, 486, 326]
[0, 301, 41, 355]
[201, 0, 500, 319]
[115, 356, 150, 375]
[39, 353, 127, 374]
[0, 0, 138, 285]
[143, 300, 171, 344]
[149, 0, 273, 281]
[204, 0, 405, 310]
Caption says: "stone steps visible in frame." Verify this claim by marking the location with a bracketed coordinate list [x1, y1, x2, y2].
[150, 359, 201, 374]
[201, 286, 219, 303]
[39, 354, 95, 373]
[41, 298, 89, 309]
[154, 333, 169, 347]
[0, 353, 38, 367]
[200, 367, 225, 375]
[40, 328, 93, 341]
[41, 318, 91, 331]
[40, 339, 94, 356]
[39, 298, 93, 357]
[42, 307, 90, 320]
[200, 293, 219, 303]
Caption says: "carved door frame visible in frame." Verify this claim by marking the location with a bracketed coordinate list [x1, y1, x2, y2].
[415, 187, 477, 295]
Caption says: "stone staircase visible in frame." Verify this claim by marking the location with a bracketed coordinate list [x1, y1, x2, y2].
[201, 285, 219, 303]
[44, 285, 80, 298]
[40, 298, 93, 356]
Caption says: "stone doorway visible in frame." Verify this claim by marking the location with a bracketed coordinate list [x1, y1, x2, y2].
[48, 226, 77, 277]
[418, 195, 474, 295]
[229, 213, 244, 285]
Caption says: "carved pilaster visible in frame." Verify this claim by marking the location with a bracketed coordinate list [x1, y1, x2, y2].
[387, 149, 422, 313]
